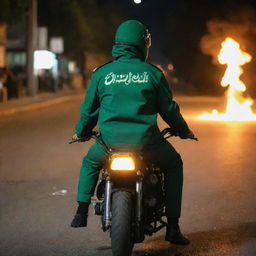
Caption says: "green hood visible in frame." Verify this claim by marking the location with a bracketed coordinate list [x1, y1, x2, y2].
[112, 44, 145, 60]
[112, 20, 148, 60]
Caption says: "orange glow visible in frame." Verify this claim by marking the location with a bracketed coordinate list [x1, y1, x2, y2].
[110, 156, 135, 171]
[199, 37, 256, 121]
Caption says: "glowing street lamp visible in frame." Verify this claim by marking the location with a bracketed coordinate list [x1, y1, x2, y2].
[34, 50, 57, 70]
[134, 0, 142, 4]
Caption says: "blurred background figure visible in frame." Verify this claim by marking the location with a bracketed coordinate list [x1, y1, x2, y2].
[0, 67, 8, 102]
[2, 67, 20, 99]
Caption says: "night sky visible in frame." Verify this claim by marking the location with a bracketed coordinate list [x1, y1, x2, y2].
[119, 0, 175, 63]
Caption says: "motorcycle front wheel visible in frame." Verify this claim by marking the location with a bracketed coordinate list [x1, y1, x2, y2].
[111, 191, 134, 256]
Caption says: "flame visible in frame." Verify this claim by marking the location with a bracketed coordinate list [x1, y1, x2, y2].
[199, 37, 256, 121]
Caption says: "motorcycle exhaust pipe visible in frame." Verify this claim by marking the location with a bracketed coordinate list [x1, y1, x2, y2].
[134, 179, 146, 243]
[136, 180, 143, 223]
[103, 177, 112, 230]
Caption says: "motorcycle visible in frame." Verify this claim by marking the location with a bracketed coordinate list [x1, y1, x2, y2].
[69, 128, 197, 256]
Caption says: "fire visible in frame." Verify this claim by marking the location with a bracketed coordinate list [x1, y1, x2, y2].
[199, 37, 256, 121]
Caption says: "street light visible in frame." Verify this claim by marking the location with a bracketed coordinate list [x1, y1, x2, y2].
[134, 0, 142, 4]
[34, 50, 57, 70]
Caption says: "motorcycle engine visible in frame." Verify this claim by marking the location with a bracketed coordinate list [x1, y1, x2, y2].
[143, 171, 164, 208]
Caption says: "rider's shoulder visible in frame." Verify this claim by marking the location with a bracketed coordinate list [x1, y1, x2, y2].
[147, 62, 163, 73]
[93, 61, 114, 73]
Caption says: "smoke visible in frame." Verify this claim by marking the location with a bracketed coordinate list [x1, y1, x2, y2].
[200, 8, 256, 64]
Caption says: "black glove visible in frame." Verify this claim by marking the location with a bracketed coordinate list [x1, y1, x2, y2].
[179, 130, 196, 140]
[71, 131, 93, 143]
[169, 128, 195, 140]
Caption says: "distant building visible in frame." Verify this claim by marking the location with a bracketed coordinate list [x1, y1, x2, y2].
[6, 23, 26, 69]
[0, 23, 7, 68]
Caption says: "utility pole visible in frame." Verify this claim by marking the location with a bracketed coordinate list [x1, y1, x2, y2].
[26, 0, 38, 97]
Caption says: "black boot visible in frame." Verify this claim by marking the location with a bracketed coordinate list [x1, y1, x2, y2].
[71, 202, 89, 228]
[165, 218, 190, 245]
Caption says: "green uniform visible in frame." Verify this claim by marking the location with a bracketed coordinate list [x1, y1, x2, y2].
[75, 20, 190, 218]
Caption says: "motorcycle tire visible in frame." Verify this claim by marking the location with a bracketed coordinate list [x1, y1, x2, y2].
[111, 191, 134, 256]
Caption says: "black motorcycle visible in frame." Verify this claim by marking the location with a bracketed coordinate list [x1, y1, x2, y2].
[69, 128, 197, 256]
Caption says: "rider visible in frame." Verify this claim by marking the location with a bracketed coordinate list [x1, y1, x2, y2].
[71, 20, 195, 245]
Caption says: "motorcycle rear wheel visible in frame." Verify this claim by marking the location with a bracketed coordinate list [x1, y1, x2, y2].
[111, 191, 134, 256]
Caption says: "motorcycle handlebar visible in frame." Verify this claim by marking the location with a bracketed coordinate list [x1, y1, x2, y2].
[160, 128, 198, 141]
[68, 128, 198, 145]
[68, 131, 98, 144]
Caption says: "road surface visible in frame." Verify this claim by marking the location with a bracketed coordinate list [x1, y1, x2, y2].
[0, 96, 255, 256]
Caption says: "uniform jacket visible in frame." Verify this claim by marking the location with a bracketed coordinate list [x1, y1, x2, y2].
[76, 44, 190, 148]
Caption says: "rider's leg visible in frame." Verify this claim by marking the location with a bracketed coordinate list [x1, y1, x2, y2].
[144, 140, 183, 218]
[144, 140, 189, 245]
[71, 142, 108, 228]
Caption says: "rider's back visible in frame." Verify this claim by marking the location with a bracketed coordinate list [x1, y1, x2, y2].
[94, 47, 163, 148]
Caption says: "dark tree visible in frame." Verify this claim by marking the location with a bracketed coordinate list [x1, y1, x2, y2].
[0, 0, 29, 23]
[38, 0, 122, 68]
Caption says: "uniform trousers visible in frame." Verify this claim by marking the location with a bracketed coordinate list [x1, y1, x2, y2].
[77, 139, 183, 218]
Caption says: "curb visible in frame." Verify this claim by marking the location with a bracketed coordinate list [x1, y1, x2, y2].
[0, 94, 84, 117]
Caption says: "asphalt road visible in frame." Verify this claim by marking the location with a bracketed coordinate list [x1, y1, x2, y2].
[0, 96, 255, 256]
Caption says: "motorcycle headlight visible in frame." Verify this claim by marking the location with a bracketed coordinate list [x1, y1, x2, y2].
[110, 156, 135, 171]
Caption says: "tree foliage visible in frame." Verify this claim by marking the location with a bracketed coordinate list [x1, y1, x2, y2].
[38, 0, 122, 65]
[0, 0, 122, 73]
[0, 0, 29, 23]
